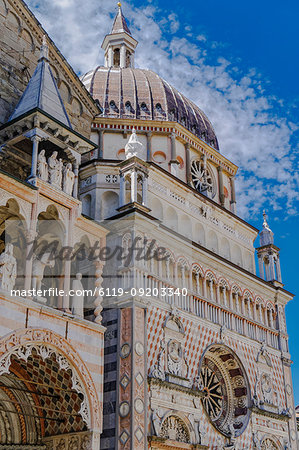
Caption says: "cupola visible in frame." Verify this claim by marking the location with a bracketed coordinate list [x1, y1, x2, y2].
[101, 3, 138, 69]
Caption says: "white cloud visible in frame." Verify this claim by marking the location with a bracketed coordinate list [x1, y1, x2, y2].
[26, 0, 298, 221]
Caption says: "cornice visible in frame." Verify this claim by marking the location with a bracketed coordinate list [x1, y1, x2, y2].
[92, 118, 238, 175]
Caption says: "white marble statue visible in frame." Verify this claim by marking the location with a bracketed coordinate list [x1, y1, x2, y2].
[37, 149, 48, 181]
[32, 252, 55, 293]
[0, 243, 17, 291]
[48, 151, 58, 185]
[63, 163, 75, 195]
[125, 128, 145, 159]
[56, 158, 63, 188]
[72, 273, 84, 317]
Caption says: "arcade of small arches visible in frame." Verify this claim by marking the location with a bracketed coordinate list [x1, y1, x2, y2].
[121, 233, 277, 331]
[80, 188, 253, 273]
[0, 197, 101, 316]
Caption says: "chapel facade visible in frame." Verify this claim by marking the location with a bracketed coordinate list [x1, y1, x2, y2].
[0, 0, 297, 449]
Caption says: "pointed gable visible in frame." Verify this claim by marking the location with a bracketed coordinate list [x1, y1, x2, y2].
[9, 40, 72, 129]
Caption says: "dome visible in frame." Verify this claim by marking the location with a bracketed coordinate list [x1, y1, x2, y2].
[81, 66, 219, 151]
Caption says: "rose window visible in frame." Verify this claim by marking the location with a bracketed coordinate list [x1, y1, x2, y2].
[199, 345, 250, 437]
[191, 160, 215, 197]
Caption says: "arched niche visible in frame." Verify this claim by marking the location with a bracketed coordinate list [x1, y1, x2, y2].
[150, 197, 163, 221]
[165, 206, 178, 232]
[179, 214, 192, 239]
[231, 243, 243, 267]
[220, 236, 231, 260]
[0, 0, 8, 17]
[207, 230, 218, 253]
[71, 97, 83, 116]
[6, 10, 20, 31]
[58, 80, 71, 104]
[0, 198, 27, 289]
[194, 222, 206, 246]
[101, 191, 119, 220]
[20, 28, 34, 52]
[35, 205, 65, 306]
[82, 194, 92, 217]
[71, 235, 95, 316]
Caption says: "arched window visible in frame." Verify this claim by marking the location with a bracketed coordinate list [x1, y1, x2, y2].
[109, 100, 117, 111]
[155, 103, 162, 113]
[113, 48, 120, 67]
[125, 101, 132, 113]
[140, 102, 147, 112]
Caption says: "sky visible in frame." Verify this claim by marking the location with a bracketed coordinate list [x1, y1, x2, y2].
[25, 0, 299, 400]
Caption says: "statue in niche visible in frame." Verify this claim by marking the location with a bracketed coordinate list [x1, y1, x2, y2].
[167, 339, 182, 376]
[56, 158, 63, 188]
[37, 149, 48, 181]
[72, 273, 84, 317]
[0, 243, 17, 291]
[32, 252, 55, 294]
[125, 128, 145, 159]
[63, 163, 75, 195]
[48, 151, 58, 185]
[261, 373, 273, 404]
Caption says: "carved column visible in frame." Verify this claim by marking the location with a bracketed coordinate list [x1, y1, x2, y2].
[73, 162, 79, 199]
[203, 277, 207, 298]
[108, 47, 113, 67]
[217, 166, 225, 207]
[209, 280, 214, 301]
[276, 256, 282, 282]
[130, 170, 138, 203]
[119, 174, 126, 207]
[258, 255, 264, 279]
[120, 44, 126, 68]
[185, 143, 191, 185]
[94, 259, 104, 323]
[141, 175, 148, 206]
[63, 208, 74, 312]
[170, 132, 179, 175]
[28, 135, 41, 185]
[24, 229, 36, 291]
[98, 130, 104, 159]
[146, 131, 152, 161]
[230, 176, 237, 213]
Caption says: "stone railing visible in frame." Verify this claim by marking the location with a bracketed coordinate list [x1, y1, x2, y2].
[117, 269, 281, 350]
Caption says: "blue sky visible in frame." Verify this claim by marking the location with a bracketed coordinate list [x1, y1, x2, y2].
[27, 0, 299, 400]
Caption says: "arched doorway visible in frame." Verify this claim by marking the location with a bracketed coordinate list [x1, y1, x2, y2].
[0, 329, 101, 448]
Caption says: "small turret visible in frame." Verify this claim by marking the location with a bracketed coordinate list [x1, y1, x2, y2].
[101, 3, 138, 69]
[257, 211, 282, 284]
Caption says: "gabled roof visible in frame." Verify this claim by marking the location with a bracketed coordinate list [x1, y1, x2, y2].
[9, 38, 72, 129]
[111, 4, 131, 35]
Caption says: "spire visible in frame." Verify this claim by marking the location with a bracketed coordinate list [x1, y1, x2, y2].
[101, 3, 138, 69]
[111, 3, 132, 35]
[8, 36, 72, 128]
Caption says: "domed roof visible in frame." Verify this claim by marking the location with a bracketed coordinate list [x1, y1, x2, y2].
[81, 66, 219, 151]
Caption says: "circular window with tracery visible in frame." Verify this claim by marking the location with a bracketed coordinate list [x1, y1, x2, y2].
[199, 345, 250, 437]
[191, 159, 216, 198]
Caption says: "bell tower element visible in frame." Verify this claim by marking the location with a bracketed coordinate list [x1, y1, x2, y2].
[101, 3, 138, 69]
